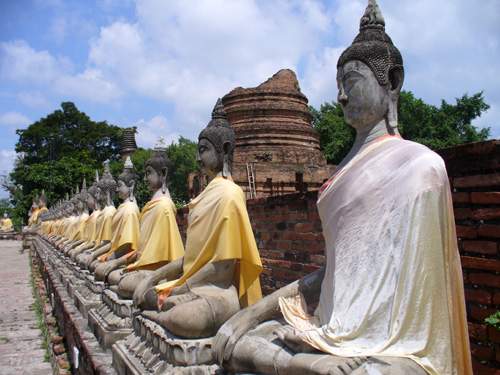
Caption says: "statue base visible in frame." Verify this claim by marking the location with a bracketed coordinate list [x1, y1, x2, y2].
[112, 315, 222, 374]
[73, 273, 104, 319]
[88, 289, 135, 350]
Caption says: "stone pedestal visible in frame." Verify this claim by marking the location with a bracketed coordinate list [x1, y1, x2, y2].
[74, 273, 105, 319]
[88, 289, 135, 350]
[112, 315, 222, 374]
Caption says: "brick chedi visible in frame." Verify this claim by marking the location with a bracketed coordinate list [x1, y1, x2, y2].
[221, 69, 335, 198]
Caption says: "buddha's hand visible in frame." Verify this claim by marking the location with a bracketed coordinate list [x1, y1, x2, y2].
[133, 276, 155, 308]
[102, 259, 120, 278]
[213, 307, 258, 365]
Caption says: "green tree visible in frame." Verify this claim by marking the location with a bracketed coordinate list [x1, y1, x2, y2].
[311, 91, 491, 164]
[166, 137, 198, 204]
[8, 102, 122, 224]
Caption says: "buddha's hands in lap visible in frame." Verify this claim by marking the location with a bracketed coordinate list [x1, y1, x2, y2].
[102, 259, 122, 278]
[133, 275, 156, 307]
[213, 306, 259, 364]
[161, 291, 198, 310]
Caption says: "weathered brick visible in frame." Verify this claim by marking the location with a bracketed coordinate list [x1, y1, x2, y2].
[463, 241, 498, 255]
[471, 192, 500, 205]
[470, 342, 494, 361]
[461, 256, 500, 272]
[471, 306, 497, 322]
[456, 225, 477, 239]
[472, 208, 500, 221]
[494, 293, 500, 305]
[455, 207, 472, 220]
[294, 222, 314, 232]
[454, 173, 500, 189]
[478, 225, 500, 239]
[469, 273, 500, 288]
[489, 327, 500, 344]
[453, 192, 470, 203]
[469, 322, 488, 341]
[465, 289, 492, 305]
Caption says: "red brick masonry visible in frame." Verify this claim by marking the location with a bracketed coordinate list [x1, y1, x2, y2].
[176, 140, 500, 374]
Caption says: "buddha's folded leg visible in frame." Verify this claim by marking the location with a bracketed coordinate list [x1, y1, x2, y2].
[108, 269, 123, 286]
[142, 290, 239, 339]
[117, 270, 153, 299]
[228, 320, 293, 375]
[88, 259, 100, 273]
[348, 357, 426, 375]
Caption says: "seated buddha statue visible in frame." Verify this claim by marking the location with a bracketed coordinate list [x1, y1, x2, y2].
[103, 141, 184, 298]
[94, 156, 140, 280]
[0, 213, 14, 233]
[132, 99, 263, 339]
[212, 2, 472, 375]
[67, 177, 102, 259]
[77, 161, 118, 268]
[60, 181, 90, 252]
[27, 197, 40, 227]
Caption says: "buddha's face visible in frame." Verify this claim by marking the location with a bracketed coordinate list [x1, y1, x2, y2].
[86, 194, 96, 210]
[117, 179, 130, 200]
[337, 60, 389, 131]
[144, 165, 164, 193]
[197, 138, 221, 178]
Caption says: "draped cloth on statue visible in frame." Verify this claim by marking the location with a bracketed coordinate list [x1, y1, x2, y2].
[155, 177, 263, 308]
[99, 200, 140, 262]
[94, 205, 117, 244]
[64, 216, 78, 239]
[279, 137, 471, 375]
[28, 208, 39, 226]
[126, 197, 184, 271]
[71, 213, 89, 241]
[84, 209, 101, 243]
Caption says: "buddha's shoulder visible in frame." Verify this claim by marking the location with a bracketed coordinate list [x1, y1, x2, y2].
[217, 178, 245, 199]
[397, 139, 445, 169]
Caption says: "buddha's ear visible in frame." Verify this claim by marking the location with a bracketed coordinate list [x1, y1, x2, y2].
[388, 67, 404, 94]
[222, 141, 231, 155]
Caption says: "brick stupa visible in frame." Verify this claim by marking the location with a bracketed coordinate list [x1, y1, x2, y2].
[222, 69, 335, 198]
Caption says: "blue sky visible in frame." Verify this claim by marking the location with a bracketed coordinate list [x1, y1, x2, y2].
[1, 0, 499, 198]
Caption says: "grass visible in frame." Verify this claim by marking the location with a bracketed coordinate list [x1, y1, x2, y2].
[29, 251, 51, 363]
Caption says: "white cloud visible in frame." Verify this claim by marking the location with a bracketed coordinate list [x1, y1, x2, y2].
[17, 92, 51, 109]
[133, 115, 179, 148]
[0, 112, 31, 127]
[0, 40, 121, 103]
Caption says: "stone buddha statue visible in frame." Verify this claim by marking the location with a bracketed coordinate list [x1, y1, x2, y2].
[60, 181, 90, 252]
[104, 141, 184, 298]
[28, 196, 40, 226]
[212, 1, 472, 374]
[77, 161, 118, 268]
[131, 99, 263, 340]
[94, 156, 140, 280]
[67, 176, 102, 259]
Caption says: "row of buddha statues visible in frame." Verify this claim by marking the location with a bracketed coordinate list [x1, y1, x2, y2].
[27, 1, 472, 374]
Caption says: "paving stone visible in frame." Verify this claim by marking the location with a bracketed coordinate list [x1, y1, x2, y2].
[0, 240, 52, 375]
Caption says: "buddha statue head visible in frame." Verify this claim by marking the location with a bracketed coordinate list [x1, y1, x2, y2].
[76, 179, 88, 213]
[87, 171, 101, 211]
[197, 98, 235, 179]
[144, 138, 171, 195]
[38, 190, 48, 209]
[117, 156, 137, 201]
[98, 160, 117, 207]
[337, 0, 404, 134]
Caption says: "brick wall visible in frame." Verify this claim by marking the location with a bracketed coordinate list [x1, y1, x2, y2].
[438, 140, 500, 374]
[176, 139, 500, 373]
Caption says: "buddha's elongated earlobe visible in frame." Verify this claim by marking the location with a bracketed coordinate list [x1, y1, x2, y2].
[386, 100, 398, 134]
[161, 170, 167, 194]
[129, 182, 135, 202]
[222, 153, 230, 178]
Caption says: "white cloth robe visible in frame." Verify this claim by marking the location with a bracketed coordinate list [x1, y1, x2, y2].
[280, 137, 472, 375]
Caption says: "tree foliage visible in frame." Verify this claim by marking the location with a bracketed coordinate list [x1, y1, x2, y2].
[8, 102, 122, 224]
[311, 91, 491, 164]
